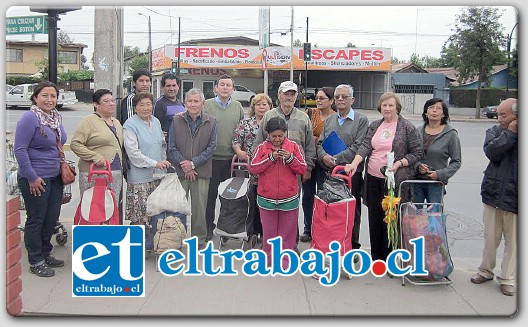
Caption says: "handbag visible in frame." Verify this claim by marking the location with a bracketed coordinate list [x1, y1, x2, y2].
[56, 135, 77, 185]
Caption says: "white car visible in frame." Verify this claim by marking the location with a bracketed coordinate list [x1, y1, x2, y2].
[231, 85, 256, 105]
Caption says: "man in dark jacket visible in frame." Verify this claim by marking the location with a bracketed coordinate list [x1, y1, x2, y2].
[471, 98, 517, 296]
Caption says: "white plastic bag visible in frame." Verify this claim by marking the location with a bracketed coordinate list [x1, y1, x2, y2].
[146, 173, 191, 216]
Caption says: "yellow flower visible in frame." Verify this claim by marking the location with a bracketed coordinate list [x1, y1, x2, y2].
[382, 189, 401, 251]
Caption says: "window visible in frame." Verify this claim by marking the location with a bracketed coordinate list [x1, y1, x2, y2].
[6, 49, 23, 62]
[58, 51, 77, 64]
[394, 84, 434, 94]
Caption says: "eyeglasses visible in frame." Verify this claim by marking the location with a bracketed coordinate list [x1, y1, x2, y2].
[334, 95, 351, 100]
[427, 105, 443, 111]
[315, 97, 329, 101]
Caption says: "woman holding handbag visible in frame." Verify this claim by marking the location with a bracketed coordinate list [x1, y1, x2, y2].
[14, 81, 67, 278]
[70, 89, 124, 202]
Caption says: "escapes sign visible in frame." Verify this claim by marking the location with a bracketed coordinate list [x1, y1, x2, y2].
[153, 45, 391, 72]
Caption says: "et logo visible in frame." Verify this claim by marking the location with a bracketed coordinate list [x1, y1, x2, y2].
[72, 226, 145, 297]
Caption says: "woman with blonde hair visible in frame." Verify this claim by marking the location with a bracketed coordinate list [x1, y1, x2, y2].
[232, 93, 272, 246]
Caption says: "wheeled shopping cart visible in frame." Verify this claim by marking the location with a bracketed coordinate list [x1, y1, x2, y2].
[214, 155, 253, 251]
[398, 180, 453, 286]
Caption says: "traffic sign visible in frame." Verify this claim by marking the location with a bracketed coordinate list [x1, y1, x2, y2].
[6, 15, 48, 35]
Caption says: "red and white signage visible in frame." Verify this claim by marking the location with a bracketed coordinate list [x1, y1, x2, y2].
[153, 45, 391, 72]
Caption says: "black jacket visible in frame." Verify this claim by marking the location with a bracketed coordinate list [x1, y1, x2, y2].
[480, 125, 518, 214]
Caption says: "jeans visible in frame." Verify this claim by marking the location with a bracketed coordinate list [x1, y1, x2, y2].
[413, 183, 443, 204]
[18, 175, 63, 266]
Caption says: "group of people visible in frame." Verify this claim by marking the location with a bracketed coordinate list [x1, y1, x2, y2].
[14, 75, 517, 297]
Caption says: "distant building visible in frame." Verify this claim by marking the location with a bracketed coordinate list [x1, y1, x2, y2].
[6, 40, 87, 77]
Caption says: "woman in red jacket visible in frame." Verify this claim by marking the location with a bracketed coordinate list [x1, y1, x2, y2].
[250, 117, 307, 268]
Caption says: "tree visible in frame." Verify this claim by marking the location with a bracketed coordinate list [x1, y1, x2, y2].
[410, 54, 445, 68]
[124, 45, 142, 59]
[444, 7, 506, 118]
[293, 39, 302, 47]
[346, 42, 356, 48]
[80, 54, 89, 70]
[128, 55, 148, 74]
[58, 30, 73, 44]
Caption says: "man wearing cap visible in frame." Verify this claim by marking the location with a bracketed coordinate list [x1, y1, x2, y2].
[256, 81, 316, 248]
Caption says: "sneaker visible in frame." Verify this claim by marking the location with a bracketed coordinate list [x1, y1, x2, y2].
[45, 255, 64, 268]
[300, 233, 312, 242]
[30, 263, 55, 277]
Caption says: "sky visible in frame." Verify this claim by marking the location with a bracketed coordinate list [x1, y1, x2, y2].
[3, 3, 518, 69]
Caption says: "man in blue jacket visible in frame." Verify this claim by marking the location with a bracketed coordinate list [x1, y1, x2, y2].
[470, 98, 517, 296]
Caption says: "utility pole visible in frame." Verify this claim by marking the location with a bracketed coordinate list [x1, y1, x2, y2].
[290, 6, 294, 81]
[305, 17, 309, 111]
[138, 13, 152, 73]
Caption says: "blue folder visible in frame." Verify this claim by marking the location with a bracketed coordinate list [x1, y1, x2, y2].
[322, 131, 348, 156]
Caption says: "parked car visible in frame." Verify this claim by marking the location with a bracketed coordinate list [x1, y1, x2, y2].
[483, 105, 498, 119]
[299, 87, 316, 107]
[5, 83, 78, 109]
[6, 84, 14, 93]
[231, 85, 256, 105]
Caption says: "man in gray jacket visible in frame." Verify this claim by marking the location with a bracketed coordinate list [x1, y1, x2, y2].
[470, 98, 517, 296]
[317, 84, 369, 252]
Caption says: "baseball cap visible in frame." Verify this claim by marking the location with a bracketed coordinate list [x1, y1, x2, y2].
[278, 81, 298, 93]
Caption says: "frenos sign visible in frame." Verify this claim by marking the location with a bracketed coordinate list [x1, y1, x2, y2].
[153, 45, 391, 71]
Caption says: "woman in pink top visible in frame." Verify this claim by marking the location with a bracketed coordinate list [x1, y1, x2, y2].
[345, 92, 422, 261]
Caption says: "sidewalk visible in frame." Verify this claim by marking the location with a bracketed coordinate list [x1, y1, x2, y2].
[17, 209, 517, 317]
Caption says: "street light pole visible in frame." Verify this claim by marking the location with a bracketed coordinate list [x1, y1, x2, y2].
[506, 22, 518, 97]
[138, 13, 152, 73]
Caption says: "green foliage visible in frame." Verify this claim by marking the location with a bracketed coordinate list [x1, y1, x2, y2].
[293, 39, 302, 47]
[443, 7, 506, 86]
[6, 76, 40, 85]
[128, 55, 149, 74]
[58, 30, 73, 43]
[124, 45, 142, 59]
[346, 42, 356, 48]
[59, 70, 94, 81]
[410, 54, 445, 68]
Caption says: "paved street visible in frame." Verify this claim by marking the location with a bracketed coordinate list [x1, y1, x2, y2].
[4, 102, 520, 318]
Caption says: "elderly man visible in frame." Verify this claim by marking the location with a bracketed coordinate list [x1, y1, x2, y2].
[154, 73, 185, 142]
[203, 74, 245, 241]
[470, 98, 517, 296]
[167, 88, 217, 248]
[317, 84, 369, 253]
[256, 81, 316, 248]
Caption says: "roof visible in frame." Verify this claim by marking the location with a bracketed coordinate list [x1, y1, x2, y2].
[6, 40, 87, 49]
[391, 63, 428, 73]
[180, 36, 281, 47]
[427, 64, 508, 86]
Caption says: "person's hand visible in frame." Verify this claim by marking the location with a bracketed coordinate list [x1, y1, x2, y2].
[344, 163, 357, 176]
[180, 160, 193, 173]
[155, 160, 171, 169]
[508, 119, 518, 134]
[184, 170, 197, 181]
[388, 160, 404, 173]
[29, 177, 46, 196]
[95, 158, 107, 167]
[426, 170, 438, 180]
[236, 150, 249, 162]
[277, 148, 291, 159]
[322, 154, 337, 168]
[418, 163, 429, 174]
[271, 150, 281, 160]
[302, 170, 312, 182]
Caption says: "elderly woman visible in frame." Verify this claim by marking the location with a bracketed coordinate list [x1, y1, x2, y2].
[14, 80, 67, 277]
[345, 92, 422, 261]
[70, 89, 124, 202]
[123, 93, 171, 249]
[232, 93, 272, 246]
[414, 98, 461, 204]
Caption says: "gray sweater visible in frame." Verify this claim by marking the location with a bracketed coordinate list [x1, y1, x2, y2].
[415, 123, 461, 184]
[316, 110, 369, 171]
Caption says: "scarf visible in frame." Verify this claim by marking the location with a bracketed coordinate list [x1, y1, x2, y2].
[30, 105, 62, 140]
